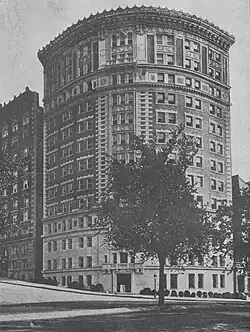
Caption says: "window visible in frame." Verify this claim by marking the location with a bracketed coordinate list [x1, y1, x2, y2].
[120, 73, 125, 84]
[170, 274, 178, 289]
[157, 112, 165, 123]
[215, 71, 221, 81]
[68, 219, 72, 230]
[62, 163, 73, 177]
[157, 132, 165, 144]
[157, 92, 165, 103]
[217, 144, 223, 155]
[87, 256, 92, 268]
[195, 99, 201, 110]
[62, 110, 72, 122]
[62, 182, 73, 195]
[216, 89, 221, 98]
[210, 160, 216, 171]
[157, 73, 164, 83]
[198, 274, 204, 288]
[68, 258, 72, 269]
[218, 181, 224, 192]
[185, 39, 191, 49]
[211, 198, 217, 210]
[87, 236, 92, 247]
[211, 179, 216, 190]
[86, 275, 92, 286]
[185, 59, 191, 69]
[193, 42, 200, 53]
[220, 275, 225, 288]
[157, 53, 164, 64]
[195, 156, 203, 168]
[210, 141, 216, 153]
[194, 80, 201, 89]
[212, 274, 218, 288]
[120, 252, 128, 263]
[68, 239, 72, 249]
[67, 276, 72, 285]
[185, 115, 193, 127]
[127, 32, 133, 45]
[195, 118, 202, 129]
[47, 260, 51, 270]
[196, 176, 203, 188]
[79, 257, 84, 268]
[127, 73, 133, 84]
[78, 138, 93, 152]
[78, 158, 93, 171]
[78, 275, 83, 284]
[217, 107, 222, 118]
[168, 74, 175, 84]
[167, 54, 174, 65]
[62, 127, 73, 140]
[12, 122, 18, 132]
[13, 184, 18, 193]
[187, 175, 194, 186]
[209, 104, 216, 116]
[219, 255, 225, 267]
[61, 144, 73, 158]
[168, 113, 176, 124]
[112, 74, 117, 86]
[156, 34, 163, 44]
[53, 259, 57, 270]
[79, 237, 84, 248]
[185, 96, 193, 107]
[186, 77, 192, 87]
[194, 61, 199, 71]
[218, 162, 224, 173]
[217, 125, 223, 136]
[210, 122, 216, 134]
[197, 195, 203, 208]
[188, 274, 195, 288]
[168, 94, 175, 104]
[48, 242, 52, 252]
[104, 255, 108, 263]
[62, 239, 66, 250]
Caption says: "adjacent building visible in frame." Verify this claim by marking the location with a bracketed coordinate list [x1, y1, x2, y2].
[38, 6, 235, 293]
[0, 87, 44, 281]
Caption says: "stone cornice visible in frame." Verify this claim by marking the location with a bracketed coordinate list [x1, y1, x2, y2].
[37, 6, 235, 65]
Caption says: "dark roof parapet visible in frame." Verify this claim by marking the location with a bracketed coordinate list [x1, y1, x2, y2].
[37, 5, 235, 62]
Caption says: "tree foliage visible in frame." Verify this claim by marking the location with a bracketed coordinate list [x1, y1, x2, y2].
[96, 126, 232, 304]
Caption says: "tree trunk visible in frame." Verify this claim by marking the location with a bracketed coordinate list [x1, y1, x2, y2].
[158, 253, 165, 306]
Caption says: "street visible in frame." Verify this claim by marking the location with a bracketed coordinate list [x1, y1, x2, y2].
[0, 305, 249, 332]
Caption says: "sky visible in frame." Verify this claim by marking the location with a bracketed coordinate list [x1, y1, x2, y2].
[0, 0, 249, 179]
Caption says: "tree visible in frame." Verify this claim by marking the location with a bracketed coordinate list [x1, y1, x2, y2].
[96, 126, 231, 305]
[215, 184, 250, 293]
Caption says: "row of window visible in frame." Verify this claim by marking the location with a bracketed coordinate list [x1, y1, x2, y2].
[47, 236, 93, 252]
[1, 180, 29, 195]
[2, 198, 29, 210]
[5, 210, 30, 223]
[11, 259, 29, 269]
[2, 116, 30, 138]
[7, 244, 29, 256]
[60, 274, 92, 287]
[47, 256, 93, 270]
[46, 216, 94, 234]
[47, 177, 93, 199]
[46, 196, 94, 216]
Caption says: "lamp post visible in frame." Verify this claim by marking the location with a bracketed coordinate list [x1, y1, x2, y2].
[153, 273, 157, 298]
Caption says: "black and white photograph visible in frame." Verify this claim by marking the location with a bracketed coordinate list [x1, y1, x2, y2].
[0, 0, 249, 331]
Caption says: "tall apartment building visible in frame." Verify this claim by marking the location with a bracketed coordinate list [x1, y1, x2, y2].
[38, 6, 235, 293]
[0, 87, 44, 281]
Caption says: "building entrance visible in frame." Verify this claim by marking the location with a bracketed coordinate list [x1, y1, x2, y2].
[117, 273, 131, 292]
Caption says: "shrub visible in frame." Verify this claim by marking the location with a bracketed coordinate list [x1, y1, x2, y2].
[95, 283, 104, 292]
[164, 289, 170, 296]
[140, 287, 152, 295]
[171, 290, 178, 297]
[184, 290, 190, 297]
[213, 292, 218, 298]
[90, 284, 97, 291]
[222, 292, 231, 299]
[202, 292, 208, 298]
[190, 292, 196, 297]
[238, 292, 247, 300]
[208, 291, 214, 298]
[197, 291, 202, 298]
[178, 291, 184, 297]
[217, 293, 222, 298]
